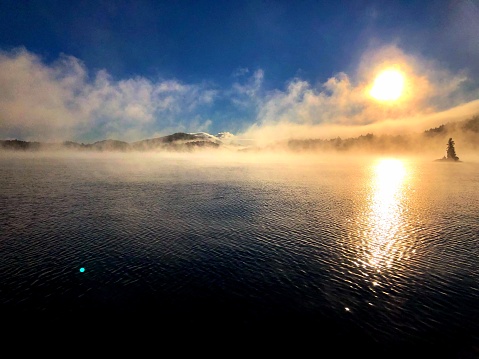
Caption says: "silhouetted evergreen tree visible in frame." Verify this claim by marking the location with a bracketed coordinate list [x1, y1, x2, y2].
[446, 138, 459, 161]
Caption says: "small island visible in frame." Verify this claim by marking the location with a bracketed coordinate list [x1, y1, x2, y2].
[435, 137, 461, 162]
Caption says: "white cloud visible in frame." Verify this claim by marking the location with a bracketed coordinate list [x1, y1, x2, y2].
[0, 48, 217, 142]
[1, 45, 478, 146]
[232, 67, 250, 78]
[231, 69, 264, 107]
[240, 45, 479, 145]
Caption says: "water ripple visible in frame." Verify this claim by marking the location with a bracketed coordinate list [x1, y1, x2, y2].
[1, 154, 478, 354]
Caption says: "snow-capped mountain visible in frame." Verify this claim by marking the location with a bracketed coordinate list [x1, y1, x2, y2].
[187, 131, 249, 148]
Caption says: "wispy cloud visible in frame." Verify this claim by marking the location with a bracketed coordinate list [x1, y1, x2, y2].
[241, 45, 479, 145]
[0, 48, 216, 142]
[1, 45, 478, 145]
[231, 69, 264, 107]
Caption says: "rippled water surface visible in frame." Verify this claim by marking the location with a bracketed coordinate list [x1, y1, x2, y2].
[1, 152, 478, 355]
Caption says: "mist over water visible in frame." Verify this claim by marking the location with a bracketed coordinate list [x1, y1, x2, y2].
[1, 151, 478, 355]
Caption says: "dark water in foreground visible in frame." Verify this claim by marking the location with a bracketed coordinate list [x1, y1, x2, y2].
[1, 152, 478, 356]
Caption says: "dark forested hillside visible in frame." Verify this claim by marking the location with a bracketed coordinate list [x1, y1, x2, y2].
[2, 115, 479, 154]
[285, 115, 479, 154]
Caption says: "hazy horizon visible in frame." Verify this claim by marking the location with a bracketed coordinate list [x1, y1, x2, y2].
[1, 1, 479, 145]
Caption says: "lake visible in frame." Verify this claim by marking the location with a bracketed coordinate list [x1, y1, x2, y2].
[1, 151, 478, 356]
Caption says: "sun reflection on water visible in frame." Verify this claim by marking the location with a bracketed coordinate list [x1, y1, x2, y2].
[365, 159, 408, 270]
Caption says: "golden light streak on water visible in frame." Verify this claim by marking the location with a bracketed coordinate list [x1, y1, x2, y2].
[365, 159, 408, 271]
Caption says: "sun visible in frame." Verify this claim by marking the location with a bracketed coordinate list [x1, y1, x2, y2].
[369, 69, 405, 102]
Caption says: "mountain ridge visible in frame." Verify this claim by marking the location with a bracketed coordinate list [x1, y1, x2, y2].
[2, 115, 479, 154]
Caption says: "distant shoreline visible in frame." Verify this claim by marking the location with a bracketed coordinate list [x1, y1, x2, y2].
[434, 158, 462, 162]
[2, 114, 479, 154]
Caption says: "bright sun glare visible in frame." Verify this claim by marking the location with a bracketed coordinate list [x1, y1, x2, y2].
[374, 159, 406, 197]
[370, 69, 405, 102]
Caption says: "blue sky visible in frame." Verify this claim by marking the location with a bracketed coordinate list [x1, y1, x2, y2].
[1, 0, 478, 143]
